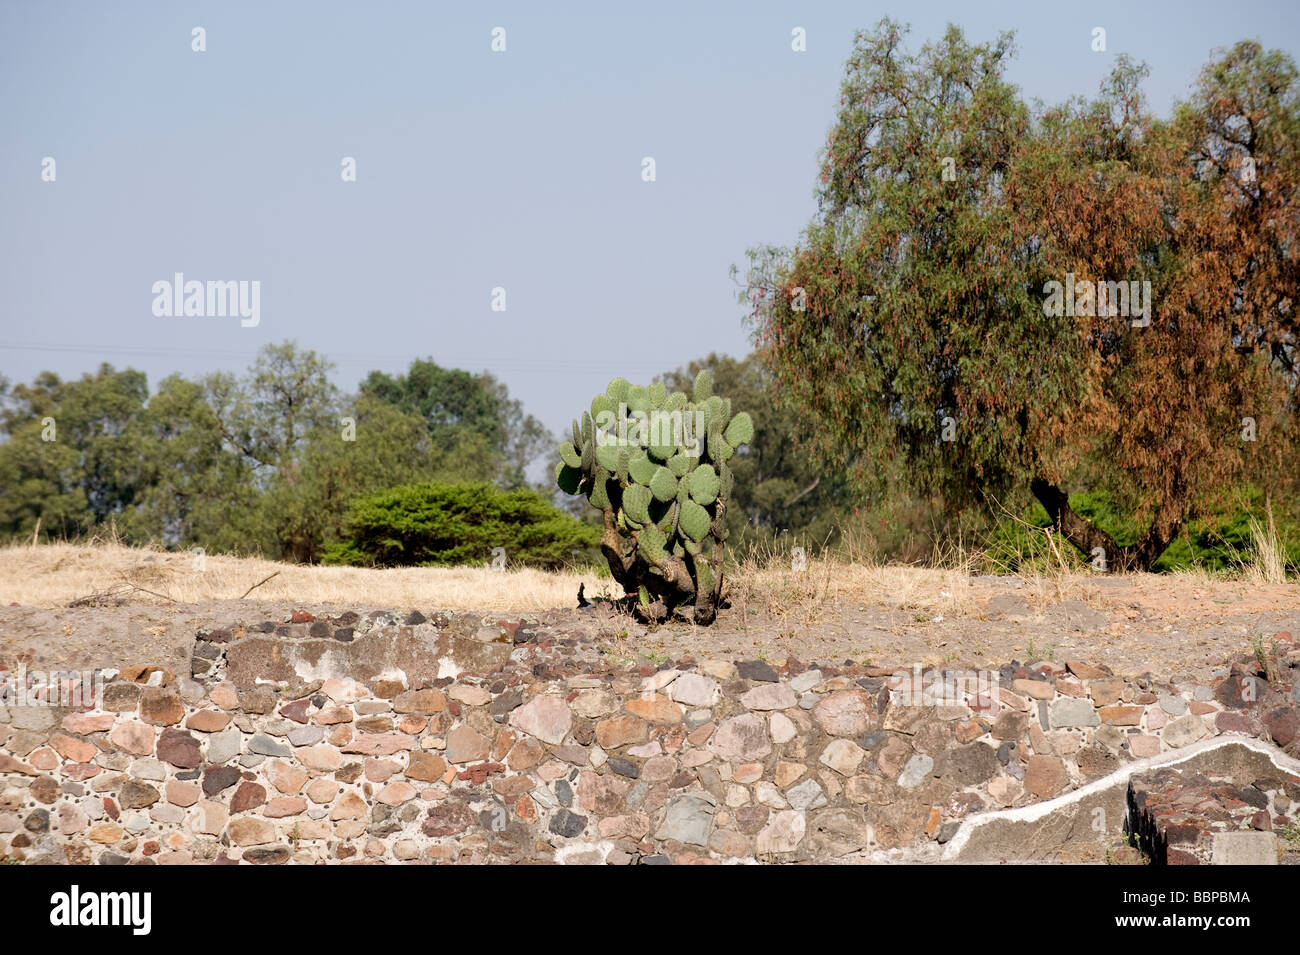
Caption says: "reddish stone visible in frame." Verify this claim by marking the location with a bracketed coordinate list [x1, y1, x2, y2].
[185, 711, 231, 733]
[456, 762, 506, 785]
[279, 699, 310, 723]
[156, 729, 201, 768]
[230, 782, 267, 813]
[514, 794, 538, 823]
[291, 611, 315, 623]
[48, 733, 98, 764]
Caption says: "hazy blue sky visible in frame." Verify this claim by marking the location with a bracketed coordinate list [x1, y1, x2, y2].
[4, 1, 1299, 447]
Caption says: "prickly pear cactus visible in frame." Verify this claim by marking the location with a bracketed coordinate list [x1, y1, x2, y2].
[555, 369, 753, 624]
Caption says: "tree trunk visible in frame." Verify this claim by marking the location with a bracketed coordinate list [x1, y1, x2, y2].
[1029, 478, 1180, 572]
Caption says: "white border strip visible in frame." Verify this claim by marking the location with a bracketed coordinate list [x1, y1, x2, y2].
[942, 736, 1300, 860]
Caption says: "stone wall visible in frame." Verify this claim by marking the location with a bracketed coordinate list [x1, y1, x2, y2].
[2, 609, 1298, 865]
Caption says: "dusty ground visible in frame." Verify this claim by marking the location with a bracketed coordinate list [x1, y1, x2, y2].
[1, 543, 1297, 683]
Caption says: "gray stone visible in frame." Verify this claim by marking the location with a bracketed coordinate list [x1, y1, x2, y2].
[548, 808, 587, 839]
[1193, 686, 1214, 702]
[1158, 694, 1188, 716]
[1211, 831, 1277, 865]
[1162, 714, 1207, 748]
[249, 733, 292, 757]
[288, 725, 323, 747]
[898, 754, 934, 790]
[130, 758, 167, 781]
[667, 673, 718, 707]
[1049, 698, 1100, 729]
[239, 753, 266, 768]
[785, 778, 827, 811]
[206, 727, 242, 764]
[708, 713, 771, 762]
[740, 683, 797, 711]
[8, 707, 56, 732]
[789, 670, 823, 694]
[655, 793, 716, 846]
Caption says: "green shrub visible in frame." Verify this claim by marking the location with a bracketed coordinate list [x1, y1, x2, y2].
[324, 482, 600, 569]
[986, 487, 1300, 574]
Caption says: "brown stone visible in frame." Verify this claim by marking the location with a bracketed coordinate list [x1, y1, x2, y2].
[48, 733, 98, 764]
[139, 688, 184, 726]
[268, 761, 309, 795]
[991, 711, 1027, 741]
[230, 782, 267, 813]
[596, 715, 649, 750]
[405, 751, 448, 782]
[228, 818, 276, 845]
[165, 781, 200, 808]
[1065, 661, 1110, 680]
[445, 726, 490, 764]
[264, 797, 306, 818]
[329, 791, 368, 820]
[623, 693, 684, 724]
[393, 689, 446, 715]
[1099, 705, 1143, 726]
[156, 728, 201, 768]
[1024, 756, 1069, 798]
[1088, 678, 1124, 707]
[506, 738, 545, 771]
[118, 780, 160, 810]
[186, 711, 231, 733]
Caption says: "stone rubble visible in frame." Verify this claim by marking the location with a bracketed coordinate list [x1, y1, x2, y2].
[1, 611, 1297, 864]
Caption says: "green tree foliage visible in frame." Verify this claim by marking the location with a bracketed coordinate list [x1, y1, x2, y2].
[0, 365, 150, 538]
[0, 343, 564, 567]
[360, 359, 552, 490]
[742, 20, 1300, 570]
[325, 482, 599, 569]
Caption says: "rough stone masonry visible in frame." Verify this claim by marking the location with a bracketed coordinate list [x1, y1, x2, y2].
[1, 608, 1298, 865]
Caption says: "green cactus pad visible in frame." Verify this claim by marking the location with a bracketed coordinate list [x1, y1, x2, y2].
[648, 381, 667, 408]
[679, 499, 710, 542]
[627, 384, 650, 413]
[719, 462, 734, 500]
[556, 461, 583, 495]
[666, 452, 691, 477]
[689, 463, 719, 505]
[615, 447, 631, 484]
[628, 450, 657, 486]
[581, 434, 596, 471]
[591, 393, 614, 423]
[588, 469, 612, 510]
[596, 443, 621, 471]
[648, 466, 678, 502]
[622, 483, 652, 524]
[558, 442, 581, 468]
[684, 539, 702, 556]
[638, 523, 668, 564]
[607, 378, 631, 405]
[693, 369, 714, 403]
[666, 391, 688, 413]
[709, 430, 733, 463]
[724, 411, 754, 447]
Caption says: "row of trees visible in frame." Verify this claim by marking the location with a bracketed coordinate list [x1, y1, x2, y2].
[0, 344, 552, 562]
[741, 23, 1300, 570]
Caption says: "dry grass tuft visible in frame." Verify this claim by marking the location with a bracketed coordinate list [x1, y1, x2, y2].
[0, 540, 607, 612]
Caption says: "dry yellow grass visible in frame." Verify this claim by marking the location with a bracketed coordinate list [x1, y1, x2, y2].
[0, 541, 609, 612]
[0, 541, 1293, 626]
